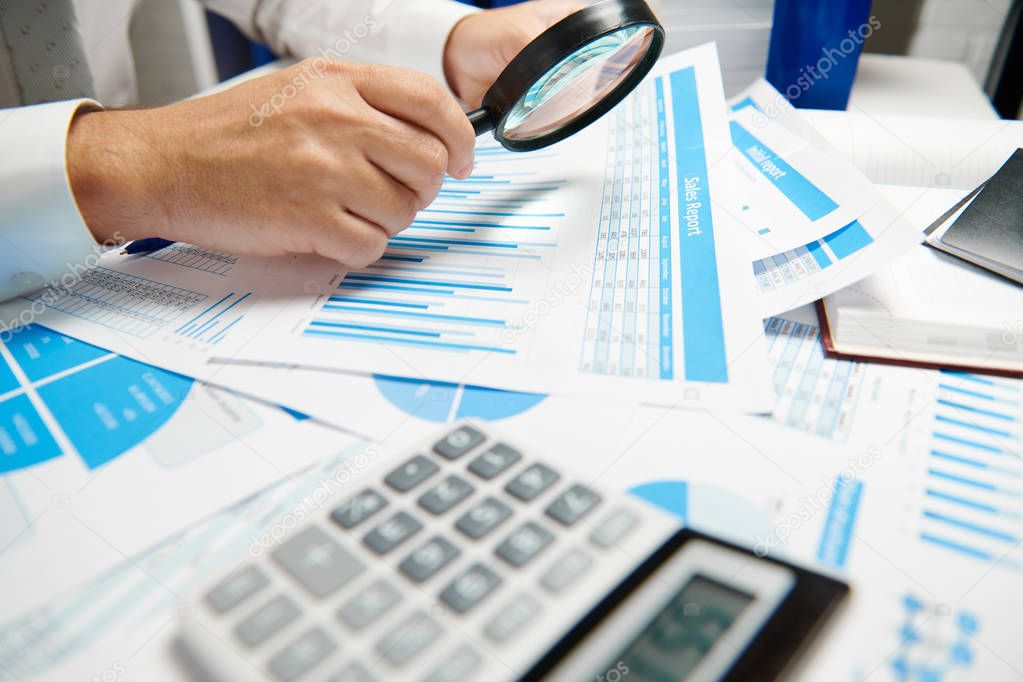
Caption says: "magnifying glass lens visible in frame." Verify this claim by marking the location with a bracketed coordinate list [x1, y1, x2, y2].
[500, 24, 656, 142]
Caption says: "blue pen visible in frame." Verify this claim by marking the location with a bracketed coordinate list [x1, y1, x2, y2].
[120, 238, 175, 255]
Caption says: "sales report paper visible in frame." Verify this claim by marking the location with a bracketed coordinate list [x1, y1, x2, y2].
[225, 46, 774, 411]
[5, 46, 773, 414]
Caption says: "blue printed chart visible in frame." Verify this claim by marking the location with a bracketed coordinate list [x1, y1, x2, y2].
[753, 221, 874, 293]
[629, 480, 776, 547]
[172, 291, 252, 345]
[727, 81, 920, 317]
[373, 375, 545, 423]
[0, 324, 191, 472]
[763, 317, 866, 441]
[304, 150, 558, 357]
[916, 371, 1022, 569]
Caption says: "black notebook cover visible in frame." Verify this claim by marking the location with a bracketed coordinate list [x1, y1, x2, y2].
[939, 148, 1023, 276]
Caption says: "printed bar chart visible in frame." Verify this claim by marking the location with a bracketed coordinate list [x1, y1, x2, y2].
[753, 220, 874, 293]
[173, 292, 252, 345]
[919, 371, 1022, 568]
[303, 144, 563, 356]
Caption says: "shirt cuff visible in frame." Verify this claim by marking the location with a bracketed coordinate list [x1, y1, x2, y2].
[376, 0, 479, 86]
[0, 99, 102, 302]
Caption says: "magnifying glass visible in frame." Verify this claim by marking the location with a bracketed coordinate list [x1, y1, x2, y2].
[467, 0, 665, 152]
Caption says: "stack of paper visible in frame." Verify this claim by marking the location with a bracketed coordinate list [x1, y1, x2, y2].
[2, 41, 1021, 681]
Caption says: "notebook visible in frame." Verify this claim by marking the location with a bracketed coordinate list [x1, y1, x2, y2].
[818, 185, 1023, 376]
[925, 148, 1023, 285]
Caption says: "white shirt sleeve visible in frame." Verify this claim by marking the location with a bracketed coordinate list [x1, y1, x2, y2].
[0, 99, 101, 303]
[202, 0, 479, 86]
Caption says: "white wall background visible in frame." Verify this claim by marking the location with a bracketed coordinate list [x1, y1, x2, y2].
[908, 0, 1011, 83]
[654, 0, 1013, 97]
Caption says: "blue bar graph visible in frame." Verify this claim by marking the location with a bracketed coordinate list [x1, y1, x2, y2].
[173, 291, 250, 345]
[919, 375, 1023, 569]
[302, 153, 547, 356]
[754, 220, 875, 292]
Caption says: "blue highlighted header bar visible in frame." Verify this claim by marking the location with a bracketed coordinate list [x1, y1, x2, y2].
[669, 68, 728, 383]
[730, 120, 839, 222]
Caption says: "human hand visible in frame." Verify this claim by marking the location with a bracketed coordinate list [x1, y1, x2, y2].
[443, 0, 582, 107]
[67, 59, 475, 268]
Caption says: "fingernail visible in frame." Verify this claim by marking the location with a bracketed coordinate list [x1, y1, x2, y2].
[456, 162, 473, 179]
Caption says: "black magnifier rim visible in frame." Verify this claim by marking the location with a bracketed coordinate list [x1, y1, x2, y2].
[482, 0, 664, 152]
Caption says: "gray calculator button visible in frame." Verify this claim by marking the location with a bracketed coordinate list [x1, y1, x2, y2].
[483, 595, 540, 642]
[540, 549, 593, 592]
[267, 627, 337, 682]
[326, 662, 377, 682]
[376, 611, 442, 665]
[385, 455, 440, 492]
[418, 475, 474, 515]
[331, 489, 388, 529]
[495, 522, 554, 567]
[590, 509, 639, 548]
[338, 579, 401, 629]
[545, 484, 602, 526]
[271, 526, 364, 599]
[205, 564, 268, 613]
[504, 463, 560, 501]
[455, 496, 512, 540]
[364, 511, 423, 555]
[423, 646, 482, 682]
[467, 444, 521, 480]
[234, 595, 300, 647]
[440, 563, 502, 614]
[399, 536, 461, 583]
[433, 425, 485, 460]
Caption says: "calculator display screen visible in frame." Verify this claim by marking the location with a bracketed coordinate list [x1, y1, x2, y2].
[614, 574, 755, 679]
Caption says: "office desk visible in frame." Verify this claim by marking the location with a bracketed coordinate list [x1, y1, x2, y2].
[7, 54, 1005, 682]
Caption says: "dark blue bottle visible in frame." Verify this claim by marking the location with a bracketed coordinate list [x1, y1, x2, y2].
[766, 0, 876, 110]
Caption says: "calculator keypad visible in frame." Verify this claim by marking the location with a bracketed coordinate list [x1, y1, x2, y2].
[184, 422, 676, 682]
[418, 475, 475, 515]
[363, 511, 422, 555]
[272, 527, 364, 599]
[384, 455, 439, 492]
[504, 463, 560, 501]
[398, 535, 461, 583]
[455, 496, 512, 539]
[330, 489, 388, 529]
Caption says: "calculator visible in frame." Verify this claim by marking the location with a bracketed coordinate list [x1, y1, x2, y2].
[176, 422, 848, 681]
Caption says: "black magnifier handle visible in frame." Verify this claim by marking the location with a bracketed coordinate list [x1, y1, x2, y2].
[467, 108, 494, 136]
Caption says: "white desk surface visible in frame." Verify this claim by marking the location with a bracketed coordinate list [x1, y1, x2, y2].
[848, 53, 999, 120]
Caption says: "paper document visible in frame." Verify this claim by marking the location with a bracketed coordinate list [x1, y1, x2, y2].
[728, 105, 880, 256]
[219, 45, 773, 410]
[727, 80, 922, 317]
[0, 322, 355, 622]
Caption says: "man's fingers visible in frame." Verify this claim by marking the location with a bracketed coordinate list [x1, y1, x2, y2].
[351, 65, 475, 178]
[363, 114, 448, 208]
[342, 158, 423, 236]
[312, 209, 390, 269]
